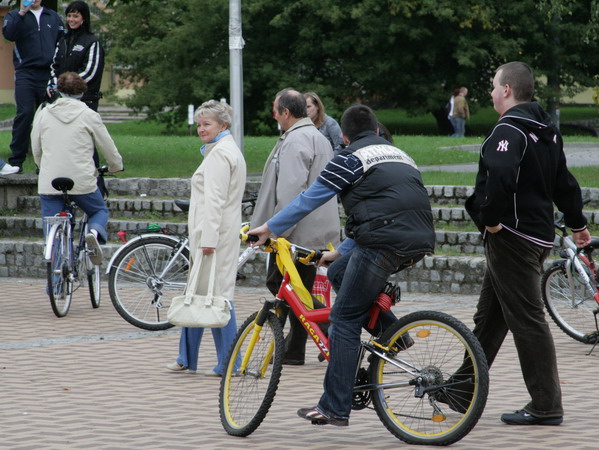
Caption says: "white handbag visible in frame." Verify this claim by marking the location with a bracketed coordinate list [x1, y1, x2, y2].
[167, 252, 232, 328]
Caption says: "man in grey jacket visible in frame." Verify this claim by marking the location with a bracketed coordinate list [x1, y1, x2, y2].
[251, 88, 340, 365]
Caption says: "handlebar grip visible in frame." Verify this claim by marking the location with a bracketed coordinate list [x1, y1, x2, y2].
[242, 228, 270, 247]
[246, 234, 271, 246]
[246, 233, 259, 242]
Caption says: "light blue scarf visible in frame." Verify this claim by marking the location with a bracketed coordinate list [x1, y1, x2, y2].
[200, 130, 230, 156]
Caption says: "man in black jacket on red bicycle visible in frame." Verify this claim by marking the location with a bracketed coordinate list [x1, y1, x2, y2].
[250, 104, 435, 426]
[464, 61, 591, 426]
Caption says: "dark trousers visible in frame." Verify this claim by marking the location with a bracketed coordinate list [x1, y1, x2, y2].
[10, 73, 48, 167]
[266, 256, 320, 360]
[473, 230, 562, 417]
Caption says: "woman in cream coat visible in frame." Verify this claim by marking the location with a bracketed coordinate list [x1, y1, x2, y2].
[166, 100, 246, 376]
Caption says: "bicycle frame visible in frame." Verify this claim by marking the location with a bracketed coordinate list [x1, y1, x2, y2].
[557, 229, 599, 306]
[239, 238, 393, 371]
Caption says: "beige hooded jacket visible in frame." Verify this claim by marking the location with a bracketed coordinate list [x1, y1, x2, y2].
[31, 97, 123, 195]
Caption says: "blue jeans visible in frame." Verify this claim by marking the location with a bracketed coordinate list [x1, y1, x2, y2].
[452, 117, 466, 137]
[40, 189, 109, 244]
[176, 303, 240, 373]
[316, 246, 423, 419]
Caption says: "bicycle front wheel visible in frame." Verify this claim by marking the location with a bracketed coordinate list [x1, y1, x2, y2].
[47, 223, 73, 317]
[370, 310, 488, 446]
[220, 310, 284, 437]
[108, 236, 189, 330]
[542, 262, 597, 343]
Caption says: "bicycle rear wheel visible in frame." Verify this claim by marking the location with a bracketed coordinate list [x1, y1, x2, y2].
[108, 236, 189, 330]
[370, 310, 488, 446]
[542, 262, 597, 343]
[79, 247, 101, 308]
[46, 223, 73, 317]
[220, 310, 284, 437]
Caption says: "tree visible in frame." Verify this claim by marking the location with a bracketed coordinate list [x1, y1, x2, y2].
[103, 0, 599, 135]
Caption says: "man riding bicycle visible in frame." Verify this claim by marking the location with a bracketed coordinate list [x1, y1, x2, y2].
[249, 104, 435, 426]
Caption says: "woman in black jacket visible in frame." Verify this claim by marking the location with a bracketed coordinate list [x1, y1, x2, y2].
[48, 1, 104, 112]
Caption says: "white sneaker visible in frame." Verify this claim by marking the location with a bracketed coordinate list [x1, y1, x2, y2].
[0, 163, 19, 175]
[85, 233, 103, 265]
[166, 361, 187, 371]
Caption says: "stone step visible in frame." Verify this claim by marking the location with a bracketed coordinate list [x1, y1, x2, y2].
[4, 176, 599, 210]
[5, 208, 592, 266]
[97, 105, 147, 123]
[0, 237, 572, 295]
[0, 238, 488, 294]
[8, 199, 599, 239]
[3, 177, 599, 292]
[16, 195, 257, 220]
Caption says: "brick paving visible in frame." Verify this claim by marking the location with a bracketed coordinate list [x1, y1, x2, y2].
[1, 278, 598, 449]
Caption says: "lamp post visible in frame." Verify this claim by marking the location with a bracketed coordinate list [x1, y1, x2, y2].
[229, 0, 244, 152]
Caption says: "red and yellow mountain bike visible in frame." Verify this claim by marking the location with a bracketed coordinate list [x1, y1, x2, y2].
[218, 228, 489, 446]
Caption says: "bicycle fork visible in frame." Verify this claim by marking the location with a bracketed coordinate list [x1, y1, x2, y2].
[564, 252, 599, 304]
[240, 302, 277, 377]
[564, 254, 599, 352]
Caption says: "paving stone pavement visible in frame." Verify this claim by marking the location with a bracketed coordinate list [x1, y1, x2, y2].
[1, 278, 598, 450]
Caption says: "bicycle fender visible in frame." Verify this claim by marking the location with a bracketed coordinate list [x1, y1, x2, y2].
[105, 233, 182, 274]
[43, 224, 62, 261]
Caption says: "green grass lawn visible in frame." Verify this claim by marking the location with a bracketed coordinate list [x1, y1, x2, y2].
[0, 104, 16, 121]
[1, 104, 597, 185]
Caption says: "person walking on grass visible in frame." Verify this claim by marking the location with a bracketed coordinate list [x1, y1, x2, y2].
[452, 87, 469, 137]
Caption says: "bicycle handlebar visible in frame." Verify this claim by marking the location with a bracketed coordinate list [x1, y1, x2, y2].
[239, 224, 323, 265]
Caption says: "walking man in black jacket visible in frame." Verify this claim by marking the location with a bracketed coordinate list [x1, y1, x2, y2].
[2, 0, 63, 172]
[465, 61, 591, 425]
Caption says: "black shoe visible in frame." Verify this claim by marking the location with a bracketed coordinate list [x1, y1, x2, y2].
[297, 407, 348, 426]
[434, 386, 470, 414]
[500, 410, 563, 426]
[282, 358, 305, 365]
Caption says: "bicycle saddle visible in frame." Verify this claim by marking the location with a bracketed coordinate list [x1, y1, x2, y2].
[174, 199, 190, 212]
[51, 177, 74, 192]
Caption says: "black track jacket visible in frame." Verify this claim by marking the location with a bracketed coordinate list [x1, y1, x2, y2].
[465, 102, 587, 247]
[50, 29, 104, 102]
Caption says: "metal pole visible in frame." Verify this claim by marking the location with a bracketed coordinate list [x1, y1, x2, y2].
[229, 0, 244, 152]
